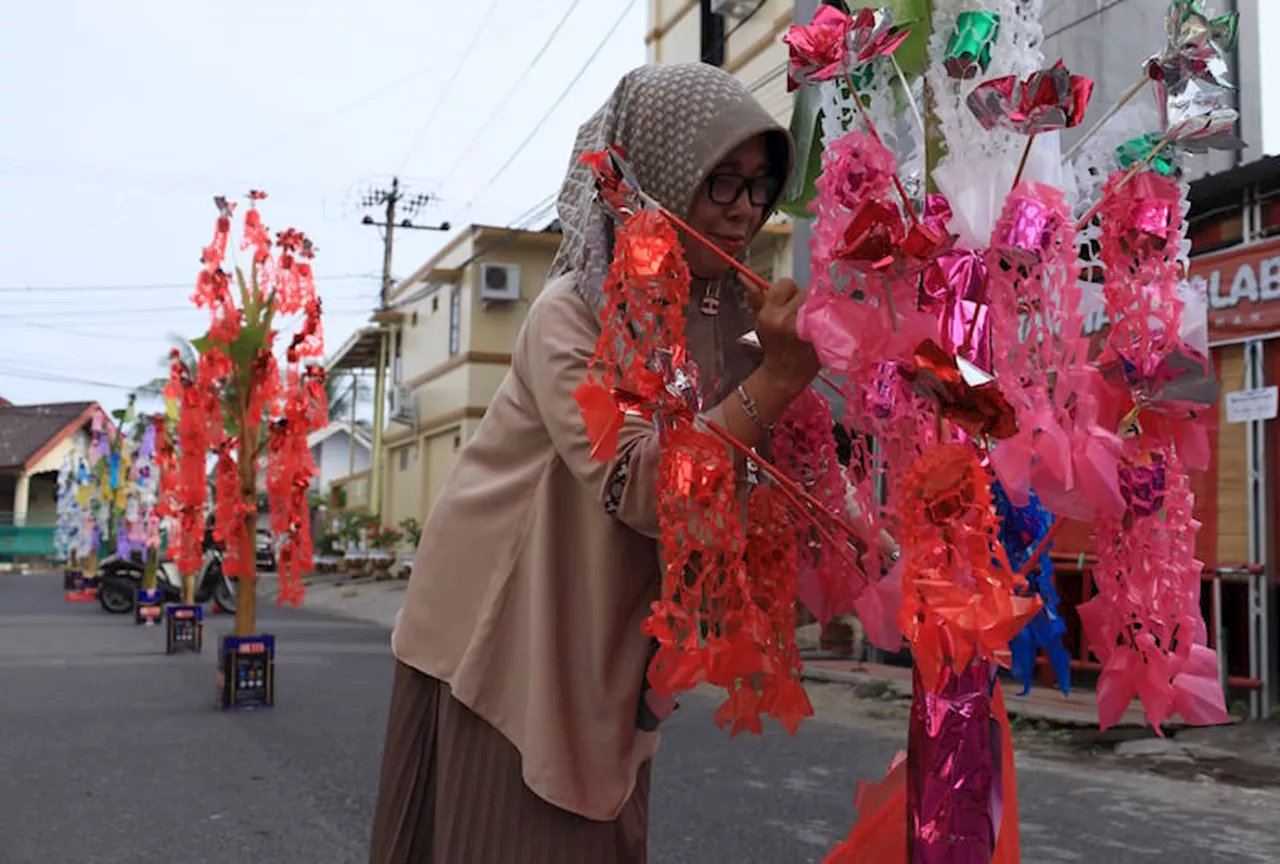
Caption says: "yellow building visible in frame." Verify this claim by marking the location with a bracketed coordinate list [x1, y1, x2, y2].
[647, 0, 798, 281]
[326, 223, 562, 532]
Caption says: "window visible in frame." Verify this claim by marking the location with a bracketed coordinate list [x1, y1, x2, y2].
[448, 285, 461, 356]
[392, 329, 403, 385]
[700, 0, 725, 66]
[398, 449, 409, 471]
[432, 295, 439, 312]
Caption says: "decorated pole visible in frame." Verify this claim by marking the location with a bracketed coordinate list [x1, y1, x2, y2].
[776, 1, 1238, 860]
[181, 192, 327, 642]
[81, 397, 139, 586]
[556, 0, 1244, 860]
[54, 439, 94, 595]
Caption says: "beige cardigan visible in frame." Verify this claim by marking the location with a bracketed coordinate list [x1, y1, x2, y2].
[392, 272, 759, 821]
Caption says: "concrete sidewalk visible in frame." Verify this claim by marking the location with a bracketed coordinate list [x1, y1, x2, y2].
[296, 573, 1177, 732]
[299, 572, 403, 629]
[298, 573, 1148, 727]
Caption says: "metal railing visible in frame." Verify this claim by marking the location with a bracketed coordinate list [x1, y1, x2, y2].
[0, 511, 57, 559]
[1210, 565, 1269, 718]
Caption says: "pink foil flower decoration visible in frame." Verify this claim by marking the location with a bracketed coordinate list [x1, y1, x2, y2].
[783, 6, 909, 91]
[799, 130, 937, 374]
[783, 4, 854, 90]
[824, 130, 899, 210]
[967, 60, 1094, 134]
[921, 248, 991, 369]
[847, 8, 911, 65]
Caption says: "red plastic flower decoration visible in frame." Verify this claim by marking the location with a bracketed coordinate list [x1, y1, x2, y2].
[784, 5, 855, 90]
[581, 145, 641, 216]
[967, 60, 1094, 135]
[783, 6, 909, 91]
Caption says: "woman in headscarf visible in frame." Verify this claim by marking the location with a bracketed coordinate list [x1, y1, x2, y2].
[369, 62, 821, 864]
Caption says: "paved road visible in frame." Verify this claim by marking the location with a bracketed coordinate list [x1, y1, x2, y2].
[1, 571, 1276, 863]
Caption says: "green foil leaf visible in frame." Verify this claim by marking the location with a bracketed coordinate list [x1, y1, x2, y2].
[1117, 133, 1179, 177]
[944, 11, 1000, 80]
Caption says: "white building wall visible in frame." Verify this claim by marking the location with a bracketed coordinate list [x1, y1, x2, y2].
[311, 433, 371, 493]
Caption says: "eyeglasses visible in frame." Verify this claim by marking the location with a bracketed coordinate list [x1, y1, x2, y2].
[705, 173, 780, 207]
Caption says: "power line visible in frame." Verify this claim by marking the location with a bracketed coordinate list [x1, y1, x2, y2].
[357, 177, 452, 305]
[465, 0, 639, 209]
[397, 0, 506, 174]
[0, 158, 352, 198]
[397, 9, 770, 312]
[21, 323, 189, 343]
[387, 193, 559, 311]
[201, 10, 569, 180]
[0, 272, 375, 294]
[439, 0, 586, 180]
[0, 304, 378, 322]
[1044, 0, 1131, 40]
[0, 363, 139, 392]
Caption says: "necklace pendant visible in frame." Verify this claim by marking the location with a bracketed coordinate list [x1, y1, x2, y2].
[699, 293, 721, 316]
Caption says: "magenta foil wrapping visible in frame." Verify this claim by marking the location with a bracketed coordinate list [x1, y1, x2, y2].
[906, 660, 1000, 863]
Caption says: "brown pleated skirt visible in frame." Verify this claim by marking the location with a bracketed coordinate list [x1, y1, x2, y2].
[369, 661, 651, 864]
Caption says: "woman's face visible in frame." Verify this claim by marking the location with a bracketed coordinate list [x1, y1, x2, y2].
[684, 134, 779, 280]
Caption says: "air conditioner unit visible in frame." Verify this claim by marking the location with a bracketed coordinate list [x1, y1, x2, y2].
[389, 386, 416, 425]
[479, 262, 521, 303]
[709, 0, 764, 19]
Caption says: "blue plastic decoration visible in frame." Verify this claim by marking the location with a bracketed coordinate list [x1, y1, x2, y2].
[109, 451, 121, 490]
[991, 481, 1072, 696]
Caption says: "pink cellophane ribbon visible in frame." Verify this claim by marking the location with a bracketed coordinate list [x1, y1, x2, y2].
[773, 388, 875, 623]
[984, 182, 1131, 521]
[800, 131, 941, 383]
[1077, 449, 1228, 733]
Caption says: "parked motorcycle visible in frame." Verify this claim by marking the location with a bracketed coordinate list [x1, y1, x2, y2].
[97, 531, 236, 615]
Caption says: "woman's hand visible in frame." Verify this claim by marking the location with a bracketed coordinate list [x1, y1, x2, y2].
[745, 277, 821, 400]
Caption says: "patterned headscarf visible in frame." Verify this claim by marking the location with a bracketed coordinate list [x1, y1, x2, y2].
[549, 63, 795, 314]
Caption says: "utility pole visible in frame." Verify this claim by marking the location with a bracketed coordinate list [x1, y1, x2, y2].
[360, 177, 451, 307]
[358, 177, 450, 520]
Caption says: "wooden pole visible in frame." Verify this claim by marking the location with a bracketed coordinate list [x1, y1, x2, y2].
[233, 416, 260, 636]
[142, 546, 159, 592]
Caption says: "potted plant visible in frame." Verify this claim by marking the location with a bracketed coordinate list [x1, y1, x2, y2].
[368, 524, 403, 580]
[314, 531, 341, 573]
[338, 512, 368, 576]
[396, 518, 421, 578]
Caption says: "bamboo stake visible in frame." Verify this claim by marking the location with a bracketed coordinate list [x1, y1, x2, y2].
[704, 418, 871, 557]
[1063, 75, 1151, 162]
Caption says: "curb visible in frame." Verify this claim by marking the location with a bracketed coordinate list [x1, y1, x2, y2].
[798, 665, 1149, 730]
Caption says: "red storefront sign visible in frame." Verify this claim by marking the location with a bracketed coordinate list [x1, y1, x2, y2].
[1083, 237, 1280, 346]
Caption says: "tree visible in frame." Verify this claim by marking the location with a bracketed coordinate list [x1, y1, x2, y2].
[134, 333, 200, 403]
[174, 192, 328, 637]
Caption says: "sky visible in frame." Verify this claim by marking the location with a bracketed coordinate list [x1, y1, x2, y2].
[2, 1, 1277, 417]
[0, 0, 646, 413]
[1261, 1, 1280, 153]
